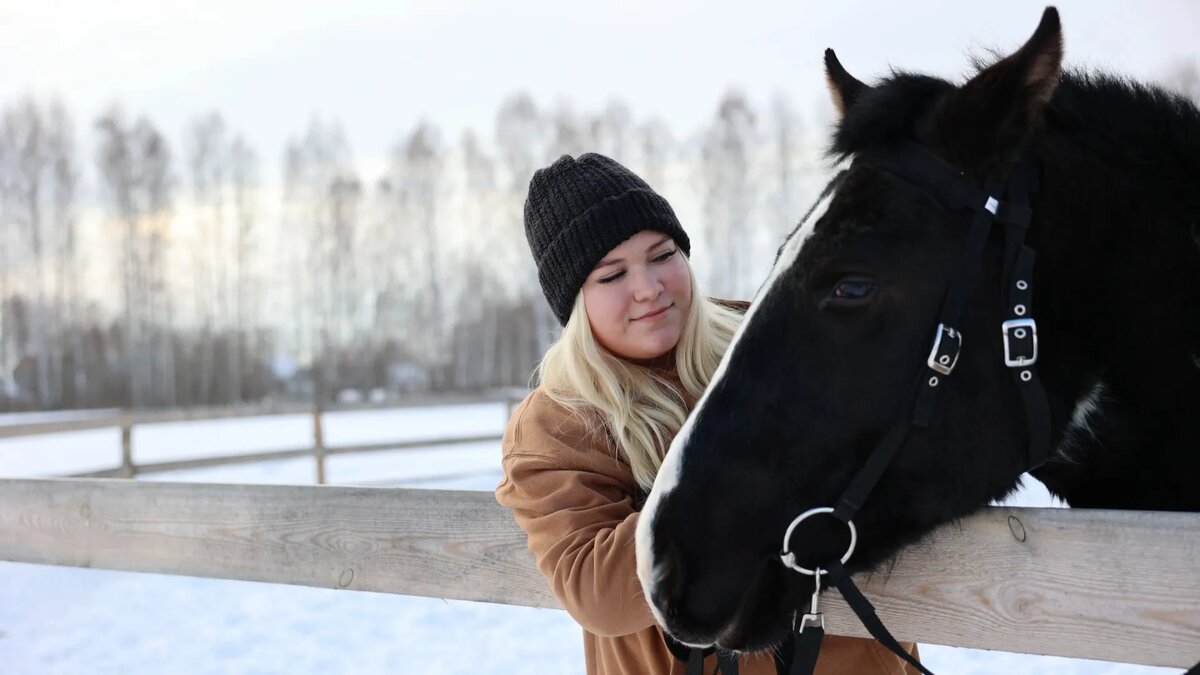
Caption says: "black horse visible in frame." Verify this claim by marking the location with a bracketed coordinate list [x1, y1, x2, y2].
[635, 7, 1200, 654]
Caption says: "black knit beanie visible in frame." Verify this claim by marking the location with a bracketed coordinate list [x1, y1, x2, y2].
[524, 153, 691, 326]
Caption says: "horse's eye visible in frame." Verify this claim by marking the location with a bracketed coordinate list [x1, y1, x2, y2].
[834, 280, 874, 299]
[824, 277, 876, 307]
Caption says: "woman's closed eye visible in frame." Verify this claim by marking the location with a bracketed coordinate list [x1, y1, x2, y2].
[596, 249, 677, 284]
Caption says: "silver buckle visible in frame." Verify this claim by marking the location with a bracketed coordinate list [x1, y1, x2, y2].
[1002, 318, 1038, 367]
[926, 324, 962, 376]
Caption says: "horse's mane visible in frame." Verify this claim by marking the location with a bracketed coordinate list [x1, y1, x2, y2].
[1047, 70, 1200, 175]
[828, 67, 1200, 179]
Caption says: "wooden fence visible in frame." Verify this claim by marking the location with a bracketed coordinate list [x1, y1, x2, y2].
[1, 478, 1198, 668]
[0, 391, 528, 483]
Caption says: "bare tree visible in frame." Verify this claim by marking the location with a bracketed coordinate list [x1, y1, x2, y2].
[700, 90, 758, 298]
[45, 100, 81, 407]
[95, 108, 174, 408]
[327, 173, 361, 355]
[0, 99, 52, 406]
[95, 109, 139, 406]
[185, 112, 228, 404]
[495, 92, 551, 379]
[452, 131, 501, 388]
[495, 92, 543, 258]
[382, 121, 445, 385]
[229, 135, 258, 403]
[282, 143, 311, 373]
[767, 93, 806, 242]
[361, 175, 403, 375]
[0, 123, 10, 397]
[0, 98, 85, 408]
[282, 118, 358, 401]
[137, 119, 175, 408]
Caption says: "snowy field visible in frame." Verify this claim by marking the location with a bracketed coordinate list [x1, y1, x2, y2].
[0, 404, 1183, 674]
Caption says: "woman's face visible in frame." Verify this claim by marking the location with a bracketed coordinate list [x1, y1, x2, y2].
[582, 230, 693, 361]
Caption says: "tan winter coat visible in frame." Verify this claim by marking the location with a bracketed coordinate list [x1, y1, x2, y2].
[495, 356, 921, 674]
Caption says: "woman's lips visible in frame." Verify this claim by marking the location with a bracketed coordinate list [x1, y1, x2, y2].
[633, 303, 672, 321]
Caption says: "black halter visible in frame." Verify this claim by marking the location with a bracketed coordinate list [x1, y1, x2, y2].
[672, 141, 1200, 675]
[672, 140, 1051, 675]
[773, 141, 1053, 675]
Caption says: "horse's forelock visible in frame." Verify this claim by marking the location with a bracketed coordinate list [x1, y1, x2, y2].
[829, 74, 956, 160]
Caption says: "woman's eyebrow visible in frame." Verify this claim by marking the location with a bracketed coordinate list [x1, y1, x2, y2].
[594, 236, 673, 270]
[645, 235, 672, 251]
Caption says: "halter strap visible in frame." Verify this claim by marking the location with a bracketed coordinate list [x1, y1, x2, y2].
[668, 632, 743, 675]
[786, 142, 1052, 675]
[831, 142, 1049, 525]
[669, 141, 1054, 675]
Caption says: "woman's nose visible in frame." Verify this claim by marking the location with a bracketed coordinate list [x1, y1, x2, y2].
[630, 268, 663, 302]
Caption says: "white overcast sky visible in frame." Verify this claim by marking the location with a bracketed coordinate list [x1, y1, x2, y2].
[3, 0, 1198, 182]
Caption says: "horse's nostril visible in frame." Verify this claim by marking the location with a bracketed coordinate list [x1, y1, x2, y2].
[649, 543, 738, 645]
[649, 537, 694, 624]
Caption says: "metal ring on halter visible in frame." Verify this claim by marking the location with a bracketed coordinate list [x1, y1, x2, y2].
[779, 506, 858, 576]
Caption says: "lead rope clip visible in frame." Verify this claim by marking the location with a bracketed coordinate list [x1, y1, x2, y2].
[794, 569, 824, 634]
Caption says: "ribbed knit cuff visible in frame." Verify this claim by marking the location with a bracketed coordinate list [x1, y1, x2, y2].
[537, 188, 690, 325]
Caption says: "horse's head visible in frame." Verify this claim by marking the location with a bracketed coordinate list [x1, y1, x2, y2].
[637, 9, 1065, 651]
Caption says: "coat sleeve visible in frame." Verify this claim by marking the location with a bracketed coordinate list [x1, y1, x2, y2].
[495, 393, 658, 637]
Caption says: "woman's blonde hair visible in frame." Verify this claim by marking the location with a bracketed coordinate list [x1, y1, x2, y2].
[535, 260, 743, 492]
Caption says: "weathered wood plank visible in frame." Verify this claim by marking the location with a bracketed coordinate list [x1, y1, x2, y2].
[0, 479, 554, 610]
[842, 507, 1200, 667]
[0, 478, 1196, 666]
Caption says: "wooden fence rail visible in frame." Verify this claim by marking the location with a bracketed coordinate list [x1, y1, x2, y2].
[0, 391, 528, 482]
[0, 390, 530, 440]
[70, 434, 507, 479]
[1, 478, 1197, 668]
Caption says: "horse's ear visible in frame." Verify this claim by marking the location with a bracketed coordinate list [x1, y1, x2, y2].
[825, 49, 869, 118]
[938, 8, 1063, 165]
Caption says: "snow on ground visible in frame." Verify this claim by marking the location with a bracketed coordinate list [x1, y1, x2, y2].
[0, 406, 1184, 674]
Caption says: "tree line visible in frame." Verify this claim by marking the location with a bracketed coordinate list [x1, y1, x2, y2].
[2, 62, 1195, 412]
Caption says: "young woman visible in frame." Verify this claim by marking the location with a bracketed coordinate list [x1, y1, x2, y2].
[495, 153, 918, 675]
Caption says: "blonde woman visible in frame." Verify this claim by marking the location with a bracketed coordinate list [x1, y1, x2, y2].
[495, 153, 918, 675]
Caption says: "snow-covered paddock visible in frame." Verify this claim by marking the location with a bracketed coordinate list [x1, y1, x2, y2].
[0, 405, 1183, 674]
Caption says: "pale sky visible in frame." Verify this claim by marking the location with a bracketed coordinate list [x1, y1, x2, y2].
[4, 0, 1198, 181]
[2, 0, 1198, 321]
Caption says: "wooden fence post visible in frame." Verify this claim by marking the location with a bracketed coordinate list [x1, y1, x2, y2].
[313, 405, 326, 485]
[120, 419, 134, 478]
